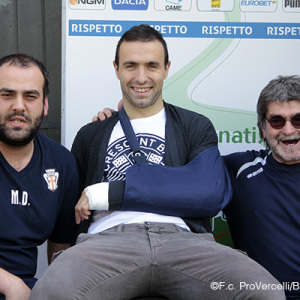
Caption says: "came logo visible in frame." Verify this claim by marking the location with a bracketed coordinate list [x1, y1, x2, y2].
[112, 0, 149, 10]
[154, 0, 191, 11]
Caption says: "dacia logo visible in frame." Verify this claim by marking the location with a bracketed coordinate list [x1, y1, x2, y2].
[112, 0, 149, 10]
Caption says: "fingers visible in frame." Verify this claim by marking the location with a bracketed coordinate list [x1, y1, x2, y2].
[92, 107, 115, 122]
[92, 115, 100, 122]
[92, 100, 123, 122]
[75, 192, 91, 224]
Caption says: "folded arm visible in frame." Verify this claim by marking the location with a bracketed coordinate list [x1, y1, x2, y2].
[78, 145, 232, 219]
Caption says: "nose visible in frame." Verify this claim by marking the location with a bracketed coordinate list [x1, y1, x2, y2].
[11, 96, 26, 112]
[281, 120, 298, 135]
[135, 66, 147, 84]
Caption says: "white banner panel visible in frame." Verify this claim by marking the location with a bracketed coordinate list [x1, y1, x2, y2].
[62, 0, 300, 155]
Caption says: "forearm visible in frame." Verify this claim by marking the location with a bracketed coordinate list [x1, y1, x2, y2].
[84, 181, 125, 211]
[0, 268, 15, 295]
[0, 268, 31, 300]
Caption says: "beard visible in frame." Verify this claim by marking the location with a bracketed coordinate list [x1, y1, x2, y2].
[267, 132, 300, 164]
[0, 111, 43, 147]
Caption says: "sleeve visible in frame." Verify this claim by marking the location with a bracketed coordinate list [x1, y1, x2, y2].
[71, 128, 87, 192]
[48, 154, 80, 243]
[223, 152, 250, 182]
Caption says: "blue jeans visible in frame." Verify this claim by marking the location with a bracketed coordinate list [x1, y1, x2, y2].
[30, 222, 285, 300]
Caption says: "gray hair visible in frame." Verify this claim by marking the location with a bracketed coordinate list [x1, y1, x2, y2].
[257, 75, 300, 145]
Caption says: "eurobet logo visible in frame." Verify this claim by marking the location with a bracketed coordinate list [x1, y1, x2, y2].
[69, 0, 106, 10]
[112, 0, 149, 10]
[240, 0, 277, 12]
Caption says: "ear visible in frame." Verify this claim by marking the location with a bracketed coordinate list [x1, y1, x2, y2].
[43, 96, 49, 116]
[113, 61, 120, 80]
[164, 61, 171, 80]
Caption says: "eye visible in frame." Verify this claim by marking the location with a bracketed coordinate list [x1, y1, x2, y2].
[149, 64, 156, 69]
[26, 94, 38, 100]
[124, 64, 135, 69]
[1, 92, 13, 98]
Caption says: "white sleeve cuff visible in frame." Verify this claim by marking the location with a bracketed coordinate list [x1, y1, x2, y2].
[84, 182, 109, 210]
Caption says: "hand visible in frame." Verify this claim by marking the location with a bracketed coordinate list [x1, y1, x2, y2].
[92, 107, 115, 122]
[75, 191, 91, 224]
[92, 99, 123, 122]
[4, 276, 31, 300]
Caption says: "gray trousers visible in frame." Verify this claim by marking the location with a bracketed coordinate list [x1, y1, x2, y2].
[30, 223, 285, 300]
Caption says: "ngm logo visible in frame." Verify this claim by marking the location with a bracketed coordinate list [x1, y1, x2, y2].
[69, 0, 105, 10]
[112, 0, 149, 10]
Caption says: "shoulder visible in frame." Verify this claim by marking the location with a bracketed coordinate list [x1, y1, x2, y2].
[36, 132, 71, 156]
[74, 113, 118, 143]
[165, 102, 216, 139]
[223, 148, 269, 176]
[165, 103, 212, 125]
[35, 132, 76, 166]
[224, 148, 269, 164]
[71, 113, 119, 163]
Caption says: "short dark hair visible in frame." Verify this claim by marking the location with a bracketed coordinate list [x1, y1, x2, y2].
[114, 24, 169, 69]
[257, 75, 300, 144]
[0, 53, 50, 100]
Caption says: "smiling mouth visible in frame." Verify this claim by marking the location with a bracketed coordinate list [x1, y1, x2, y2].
[281, 139, 300, 146]
[11, 119, 24, 124]
[133, 87, 151, 93]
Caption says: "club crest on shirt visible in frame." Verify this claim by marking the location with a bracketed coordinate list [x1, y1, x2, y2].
[43, 169, 59, 192]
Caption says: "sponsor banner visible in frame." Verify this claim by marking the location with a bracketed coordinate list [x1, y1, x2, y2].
[112, 0, 149, 10]
[198, 0, 235, 11]
[155, 0, 192, 11]
[68, 0, 106, 10]
[283, 0, 300, 12]
[69, 20, 300, 39]
[239, 0, 277, 12]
